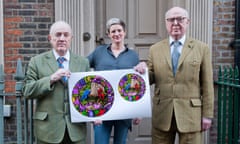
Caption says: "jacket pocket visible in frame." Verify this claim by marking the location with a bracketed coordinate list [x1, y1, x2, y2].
[33, 112, 48, 120]
[190, 99, 202, 107]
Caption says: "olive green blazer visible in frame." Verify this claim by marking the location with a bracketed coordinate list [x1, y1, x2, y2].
[23, 50, 90, 143]
[149, 37, 214, 132]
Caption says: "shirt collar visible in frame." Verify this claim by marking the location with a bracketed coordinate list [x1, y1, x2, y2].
[53, 49, 70, 61]
[107, 44, 129, 52]
[169, 35, 186, 46]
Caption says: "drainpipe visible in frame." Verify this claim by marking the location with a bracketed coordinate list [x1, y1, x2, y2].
[229, 0, 240, 143]
[232, 0, 240, 68]
[229, 2, 240, 70]
[232, 1, 240, 143]
[235, 0, 240, 143]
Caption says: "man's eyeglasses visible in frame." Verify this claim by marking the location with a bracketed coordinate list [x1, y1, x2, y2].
[166, 17, 187, 23]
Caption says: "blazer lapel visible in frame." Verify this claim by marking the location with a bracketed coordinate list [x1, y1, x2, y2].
[178, 38, 194, 67]
[45, 51, 58, 73]
[69, 52, 79, 72]
[162, 39, 173, 70]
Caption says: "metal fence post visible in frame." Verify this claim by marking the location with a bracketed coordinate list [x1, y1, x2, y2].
[233, 67, 239, 144]
[14, 59, 25, 144]
[217, 66, 223, 144]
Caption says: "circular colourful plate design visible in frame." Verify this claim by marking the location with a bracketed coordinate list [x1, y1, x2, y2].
[118, 73, 146, 101]
[71, 75, 114, 117]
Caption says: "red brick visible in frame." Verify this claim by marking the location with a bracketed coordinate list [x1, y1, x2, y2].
[5, 29, 23, 36]
[4, 17, 23, 23]
[4, 42, 22, 48]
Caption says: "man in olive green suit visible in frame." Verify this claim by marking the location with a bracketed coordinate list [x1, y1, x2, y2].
[134, 7, 214, 144]
[23, 21, 90, 144]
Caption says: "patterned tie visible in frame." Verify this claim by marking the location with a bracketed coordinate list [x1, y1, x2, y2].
[57, 57, 67, 83]
[171, 41, 181, 76]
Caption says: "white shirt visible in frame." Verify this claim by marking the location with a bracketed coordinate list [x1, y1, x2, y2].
[169, 35, 186, 55]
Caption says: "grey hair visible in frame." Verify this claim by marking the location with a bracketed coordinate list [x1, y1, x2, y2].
[49, 20, 72, 35]
[106, 18, 126, 33]
[165, 7, 189, 19]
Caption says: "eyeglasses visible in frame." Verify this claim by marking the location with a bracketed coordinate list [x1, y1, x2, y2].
[166, 17, 187, 23]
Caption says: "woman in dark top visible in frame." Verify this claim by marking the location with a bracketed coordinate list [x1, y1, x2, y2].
[87, 18, 141, 144]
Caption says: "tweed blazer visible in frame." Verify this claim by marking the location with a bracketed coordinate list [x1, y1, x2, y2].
[149, 37, 214, 132]
[23, 50, 90, 143]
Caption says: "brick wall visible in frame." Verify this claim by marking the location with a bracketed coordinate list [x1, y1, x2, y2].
[3, 0, 54, 142]
[212, 0, 236, 79]
[211, 0, 235, 143]
[4, 0, 54, 92]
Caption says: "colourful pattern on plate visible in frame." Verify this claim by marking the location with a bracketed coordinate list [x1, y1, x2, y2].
[71, 75, 114, 117]
[118, 73, 146, 102]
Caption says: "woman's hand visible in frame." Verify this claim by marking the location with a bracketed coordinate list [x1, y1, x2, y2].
[93, 119, 103, 125]
[133, 118, 142, 125]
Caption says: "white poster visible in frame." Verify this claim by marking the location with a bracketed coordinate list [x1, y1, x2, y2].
[68, 69, 151, 123]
